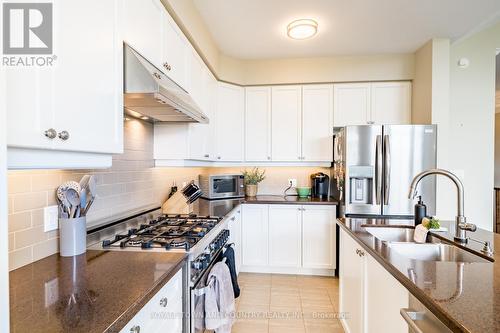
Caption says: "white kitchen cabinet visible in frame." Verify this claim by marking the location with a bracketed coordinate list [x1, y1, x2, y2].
[162, 12, 189, 90]
[271, 86, 302, 161]
[302, 85, 334, 161]
[123, 0, 163, 69]
[227, 208, 242, 275]
[333, 83, 371, 127]
[268, 205, 301, 268]
[333, 82, 411, 127]
[188, 69, 216, 161]
[154, 124, 189, 160]
[120, 269, 183, 333]
[339, 228, 366, 333]
[365, 254, 409, 333]
[215, 83, 244, 161]
[189, 51, 204, 111]
[339, 228, 409, 333]
[245, 87, 272, 161]
[302, 206, 336, 270]
[370, 82, 411, 125]
[241, 204, 269, 267]
[7, 0, 123, 161]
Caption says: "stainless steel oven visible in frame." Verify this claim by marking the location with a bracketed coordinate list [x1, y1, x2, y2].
[199, 174, 244, 199]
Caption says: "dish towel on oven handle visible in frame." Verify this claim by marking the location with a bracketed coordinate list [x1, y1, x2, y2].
[205, 262, 236, 333]
[222, 244, 241, 298]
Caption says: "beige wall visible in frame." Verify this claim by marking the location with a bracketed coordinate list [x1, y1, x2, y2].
[412, 40, 433, 124]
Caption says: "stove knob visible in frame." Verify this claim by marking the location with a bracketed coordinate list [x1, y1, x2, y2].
[191, 260, 202, 270]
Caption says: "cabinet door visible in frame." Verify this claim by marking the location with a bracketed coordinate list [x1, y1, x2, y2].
[333, 83, 371, 126]
[228, 208, 242, 275]
[302, 85, 334, 161]
[6, 67, 54, 150]
[302, 206, 336, 270]
[245, 87, 272, 161]
[189, 51, 204, 109]
[162, 12, 188, 90]
[53, 0, 123, 154]
[370, 82, 411, 125]
[339, 229, 365, 333]
[215, 83, 244, 161]
[123, 0, 163, 69]
[365, 254, 409, 333]
[268, 205, 301, 268]
[188, 69, 215, 160]
[241, 204, 268, 267]
[271, 86, 302, 161]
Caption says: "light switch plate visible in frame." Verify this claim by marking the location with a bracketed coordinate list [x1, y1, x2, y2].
[288, 179, 297, 187]
[44, 205, 59, 232]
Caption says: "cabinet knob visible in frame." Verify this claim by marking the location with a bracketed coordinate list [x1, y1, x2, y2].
[159, 297, 168, 307]
[58, 130, 70, 141]
[130, 325, 141, 333]
[267, 156, 271, 160]
[217, 156, 221, 160]
[204, 154, 209, 158]
[367, 121, 375, 125]
[163, 62, 172, 71]
[153, 72, 161, 79]
[44, 128, 57, 139]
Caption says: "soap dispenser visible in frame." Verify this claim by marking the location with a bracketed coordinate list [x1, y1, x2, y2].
[414, 196, 427, 225]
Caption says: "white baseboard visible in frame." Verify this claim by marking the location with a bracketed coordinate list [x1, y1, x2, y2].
[240, 265, 335, 276]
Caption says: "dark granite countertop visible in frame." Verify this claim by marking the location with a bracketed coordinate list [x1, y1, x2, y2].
[242, 195, 338, 205]
[337, 217, 500, 333]
[9, 250, 186, 333]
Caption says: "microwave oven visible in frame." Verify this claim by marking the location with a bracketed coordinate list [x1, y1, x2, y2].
[199, 174, 245, 199]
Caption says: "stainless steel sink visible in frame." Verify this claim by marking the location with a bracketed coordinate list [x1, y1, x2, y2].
[365, 227, 415, 242]
[388, 242, 489, 263]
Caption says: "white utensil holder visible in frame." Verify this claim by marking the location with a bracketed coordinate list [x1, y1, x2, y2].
[59, 216, 87, 257]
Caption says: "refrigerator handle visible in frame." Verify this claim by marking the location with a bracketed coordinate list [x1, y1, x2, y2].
[384, 134, 391, 205]
[375, 135, 382, 205]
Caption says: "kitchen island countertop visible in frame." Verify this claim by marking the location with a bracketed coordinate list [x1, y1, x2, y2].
[337, 217, 500, 333]
[9, 250, 186, 333]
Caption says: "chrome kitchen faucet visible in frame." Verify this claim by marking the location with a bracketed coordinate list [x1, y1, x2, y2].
[408, 169, 476, 243]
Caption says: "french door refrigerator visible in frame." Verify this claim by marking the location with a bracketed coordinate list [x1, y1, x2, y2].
[331, 125, 437, 218]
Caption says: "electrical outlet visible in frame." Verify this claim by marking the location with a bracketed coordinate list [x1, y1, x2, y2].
[288, 179, 297, 187]
[44, 205, 59, 232]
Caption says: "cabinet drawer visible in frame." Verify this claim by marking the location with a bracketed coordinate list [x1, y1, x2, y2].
[120, 269, 183, 333]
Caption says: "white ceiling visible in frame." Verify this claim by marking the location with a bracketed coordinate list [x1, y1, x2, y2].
[193, 0, 500, 59]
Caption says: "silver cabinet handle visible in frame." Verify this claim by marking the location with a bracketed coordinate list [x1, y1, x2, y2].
[367, 121, 375, 125]
[130, 325, 141, 333]
[267, 156, 271, 160]
[355, 249, 360, 255]
[400, 309, 424, 333]
[217, 156, 221, 160]
[383, 134, 391, 205]
[163, 62, 171, 71]
[44, 128, 57, 139]
[159, 297, 168, 307]
[153, 72, 161, 79]
[58, 130, 69, 141]
[204, 154, 209, 158]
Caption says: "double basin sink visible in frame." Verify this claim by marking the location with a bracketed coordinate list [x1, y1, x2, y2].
[364, 227, 490, 263]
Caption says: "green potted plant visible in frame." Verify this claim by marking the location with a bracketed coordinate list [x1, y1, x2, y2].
[242, 167, 266, 197]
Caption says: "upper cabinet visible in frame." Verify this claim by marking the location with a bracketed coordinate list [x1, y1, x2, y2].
[215, 83, 245, 161]
[162, 12, 189, 90]
[333, 82, 411, 126]
[7, 0, 123, 168]
[370, 82, 411, 125]
[245, 87, 272, 162]
[302, 85, 333, 162]
[271, 86, 302, 161]
[123, 0, 163, 69]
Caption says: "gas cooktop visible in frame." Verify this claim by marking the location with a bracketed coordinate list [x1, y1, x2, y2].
[101, 214, 222, 251]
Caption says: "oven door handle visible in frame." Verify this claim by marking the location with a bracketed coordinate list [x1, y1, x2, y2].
[193, 276, 215, 296]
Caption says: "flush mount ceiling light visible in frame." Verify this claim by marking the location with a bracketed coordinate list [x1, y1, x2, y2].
[287, 19, 318, 40]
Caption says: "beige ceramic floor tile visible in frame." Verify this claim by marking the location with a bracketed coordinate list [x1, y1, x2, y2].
[269, 319, 306, 333]
[232, 319, 269, 333]
[270, 293, 301, 308]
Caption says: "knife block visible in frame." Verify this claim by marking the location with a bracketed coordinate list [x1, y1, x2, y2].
[162, 191, 192, 215]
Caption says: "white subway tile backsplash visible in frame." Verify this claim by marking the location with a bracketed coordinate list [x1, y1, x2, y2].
[9, 212, 31, 232]
[9, 247, 33, 270]
[12, 192, 47, 212]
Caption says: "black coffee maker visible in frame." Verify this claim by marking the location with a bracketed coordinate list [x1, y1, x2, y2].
[310, 172, 330, 199]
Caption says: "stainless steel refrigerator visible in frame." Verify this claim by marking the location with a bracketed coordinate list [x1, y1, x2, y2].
[331, 125, 437, 217]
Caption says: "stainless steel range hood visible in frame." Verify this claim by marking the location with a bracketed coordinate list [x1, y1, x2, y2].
[124, 44, 208, 123]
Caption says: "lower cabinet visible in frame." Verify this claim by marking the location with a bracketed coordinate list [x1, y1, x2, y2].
[339, 228, 408, 333]
[241, 204, 336, 275]
[120, 269, 183, 333]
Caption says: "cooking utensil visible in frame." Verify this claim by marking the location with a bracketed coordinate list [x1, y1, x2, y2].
[82, 175, 96, 215]
[66, 188, 80, 218]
